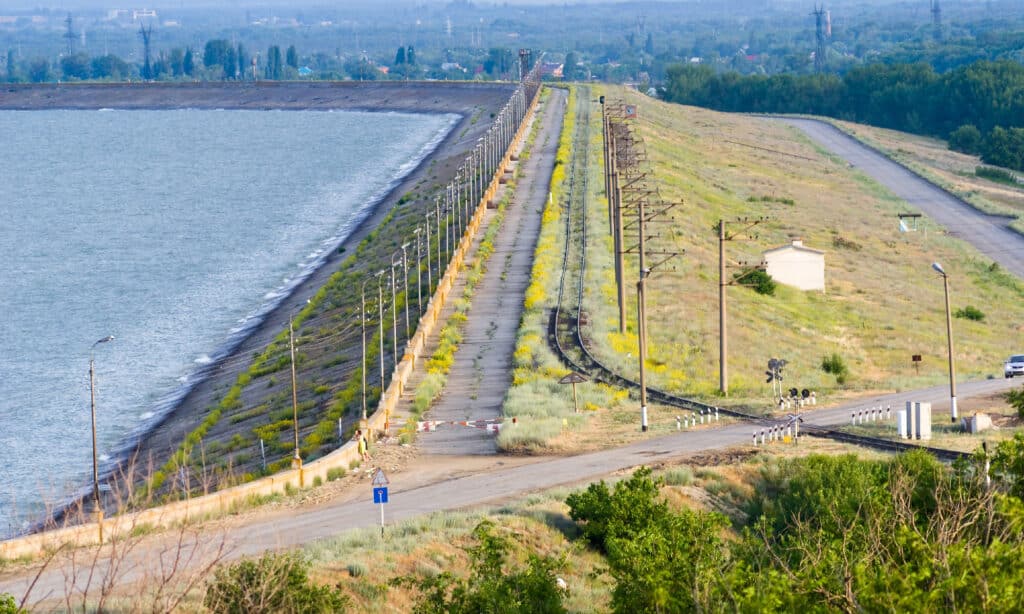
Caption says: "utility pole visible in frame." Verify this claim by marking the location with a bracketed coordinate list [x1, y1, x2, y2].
[812, 5, 827, 73]
[717, 217, 771, 396]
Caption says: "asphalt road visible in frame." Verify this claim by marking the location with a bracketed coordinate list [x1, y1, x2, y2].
[779, 118, 1024, 277]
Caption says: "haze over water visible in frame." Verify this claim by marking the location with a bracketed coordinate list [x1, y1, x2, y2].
[0, 108, 455, 536]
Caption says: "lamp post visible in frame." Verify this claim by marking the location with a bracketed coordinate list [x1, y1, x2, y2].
[89, 335, 114, 540]
[424, 214, 434, 295]
[390, 252, 401, 367]
[413, 227, 424, 315]
[399, 242, 411, 340]
[361, 274, 382, 423]
[932, 262, 958, 422]
[288, 315, 302, 479]
[377, 270, 386, 385]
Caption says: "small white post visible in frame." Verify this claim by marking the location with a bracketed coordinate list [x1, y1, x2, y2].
[851, 412, 856, 426]
[676, 416, 681, 431]
[886, 405, 891, 420]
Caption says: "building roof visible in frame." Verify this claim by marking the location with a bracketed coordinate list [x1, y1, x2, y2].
[764, 239, 824, 256]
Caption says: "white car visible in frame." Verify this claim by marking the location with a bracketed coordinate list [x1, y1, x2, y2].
[1005, 355, 1024, 378]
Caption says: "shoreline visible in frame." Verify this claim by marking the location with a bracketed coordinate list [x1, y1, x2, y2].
[0, 81, 517, 530]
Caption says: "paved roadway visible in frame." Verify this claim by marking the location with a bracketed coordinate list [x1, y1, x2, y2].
[780, 118, 1024, 277]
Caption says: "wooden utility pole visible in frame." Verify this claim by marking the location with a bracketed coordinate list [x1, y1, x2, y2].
[717, 217, 771, 396]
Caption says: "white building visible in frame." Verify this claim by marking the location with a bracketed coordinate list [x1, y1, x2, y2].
[763, 239, 825, 291]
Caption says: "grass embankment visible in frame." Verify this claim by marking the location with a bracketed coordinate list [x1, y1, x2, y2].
[585, 88, 1024, 407]
[828, 120, 1024, 222]
[502, 85, 1024, 453]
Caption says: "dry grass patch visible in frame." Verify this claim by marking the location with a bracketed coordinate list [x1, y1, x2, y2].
[581, 87, 1024, 414]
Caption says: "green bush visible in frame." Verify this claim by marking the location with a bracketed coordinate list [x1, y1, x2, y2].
[975, 165, 1017, 183]
[954, 305, 985, 321]
[1006, 388, 1024, 420]
[326, 467, 346, 481]
[821, 352, 849, 384]
[204, 553, 349, 614]
[0, 594, 19, 614]
[736, 268, 776, 296]
[949, 124, 983, 155]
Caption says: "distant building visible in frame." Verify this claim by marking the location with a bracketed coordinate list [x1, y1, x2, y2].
[763, 239, 825, 291]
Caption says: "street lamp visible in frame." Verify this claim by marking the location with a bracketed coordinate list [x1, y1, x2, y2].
[377, 270, 386, 385]
[89, 335, 114, 539]
[361, 274, 382, 423]
[399, 242, 412, 340]
[390, 252, 401, 367]
[932, 262, 958, 422]
[413, 227, 424, 315]
[288, 315, 302, 478]
[424, 214, 434, 295]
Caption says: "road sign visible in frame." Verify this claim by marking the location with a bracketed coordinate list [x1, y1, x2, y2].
[372, 468, 389, 487]
[373, 487, 388, 504]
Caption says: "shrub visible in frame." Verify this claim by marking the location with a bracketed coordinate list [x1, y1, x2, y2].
[204, 553, 349, 614]
[736, 268, 775, 296]
[821, 353, 849, 385]
[953, 305, 985, 321]
[1007, 388, 1024, 420]
[975, 166, 1017, 183]
[0, 594, 19, 614]
[949, 124, 983, 155]
[326, 467, 346, 481]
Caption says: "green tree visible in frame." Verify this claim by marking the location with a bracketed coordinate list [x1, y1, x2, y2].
[5, 49, 15, 82]
[28, 58, 50, 83]
[949, 124, 983, 154]
[183, 47, 194, 76]
[562, 52, 580, 81]
[91, 54, 132, 80]
[266, 45, 283, 80]
[59, 53, 91, 80]
[982, 126, 1024, 171]
[237, 44, 249, 80]
[203, 39, 233, 74]
[169, 47, 184, 77]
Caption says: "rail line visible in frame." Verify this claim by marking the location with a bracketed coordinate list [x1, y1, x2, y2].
[543, 88, 971, 462]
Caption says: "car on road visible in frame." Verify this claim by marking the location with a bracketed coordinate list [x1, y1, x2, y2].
[1005, 355, 1024, 378]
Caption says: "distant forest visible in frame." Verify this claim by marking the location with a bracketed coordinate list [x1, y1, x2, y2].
[661, 59, 1024, 172]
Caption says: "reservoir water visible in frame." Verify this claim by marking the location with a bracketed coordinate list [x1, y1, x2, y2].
[0, 109, 456, 536]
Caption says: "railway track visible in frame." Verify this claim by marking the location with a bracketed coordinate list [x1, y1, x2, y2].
[543, 88, 971, 462]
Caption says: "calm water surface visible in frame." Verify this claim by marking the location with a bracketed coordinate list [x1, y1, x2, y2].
[0, 109, 455, 535]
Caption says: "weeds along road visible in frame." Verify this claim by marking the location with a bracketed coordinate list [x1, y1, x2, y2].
[779, 118, 1024, 278]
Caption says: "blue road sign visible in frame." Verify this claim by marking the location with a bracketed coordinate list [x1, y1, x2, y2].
[373, 487, 389, 504]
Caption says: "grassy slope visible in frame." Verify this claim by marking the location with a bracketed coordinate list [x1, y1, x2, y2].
[587, 87, 1024, 410]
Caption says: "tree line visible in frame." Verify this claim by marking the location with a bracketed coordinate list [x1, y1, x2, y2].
[661, 59, 1024, 171]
